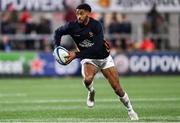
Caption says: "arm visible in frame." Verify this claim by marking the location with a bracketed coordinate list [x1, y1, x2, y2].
[76, 22, 104, 58]
[53, 23, 70, 47]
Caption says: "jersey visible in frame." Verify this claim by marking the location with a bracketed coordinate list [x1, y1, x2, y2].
[53, 17, 110, 59]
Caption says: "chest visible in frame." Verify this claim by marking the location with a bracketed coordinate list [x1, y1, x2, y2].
[71, 26, 94, 40]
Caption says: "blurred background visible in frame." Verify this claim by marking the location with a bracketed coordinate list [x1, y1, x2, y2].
[0, 0, 180, 76]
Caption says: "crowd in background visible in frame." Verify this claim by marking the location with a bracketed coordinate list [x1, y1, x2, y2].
[0, 6, 52, 52]
[142, 5, 169, 51]
[0, 4, 174, 53]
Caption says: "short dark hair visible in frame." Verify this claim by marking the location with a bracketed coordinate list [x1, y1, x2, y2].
[76, 3, 91, 12]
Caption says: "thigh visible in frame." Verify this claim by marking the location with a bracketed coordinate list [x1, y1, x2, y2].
[82, 63, 98, 80]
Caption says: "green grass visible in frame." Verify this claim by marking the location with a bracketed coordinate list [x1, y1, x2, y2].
[0, 76, 180, 122]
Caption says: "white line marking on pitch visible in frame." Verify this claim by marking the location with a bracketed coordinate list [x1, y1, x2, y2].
[0, 98, 179, 104]
[0, 93, 27, 97]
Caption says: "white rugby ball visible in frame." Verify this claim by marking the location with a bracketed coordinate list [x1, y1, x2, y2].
[53, 46, 69, 65]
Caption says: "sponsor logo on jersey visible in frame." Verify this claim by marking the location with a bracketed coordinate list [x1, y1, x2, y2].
[79, 39, 94, 48]
[89, 32, 94, 37]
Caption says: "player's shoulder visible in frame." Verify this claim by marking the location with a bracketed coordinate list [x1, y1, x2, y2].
[67, 20, 78, 26]
[65, 20, 79, 30]
[68, 20, 77, 25]
[89, 17, 102, 32]
[90, 17, 101, 26]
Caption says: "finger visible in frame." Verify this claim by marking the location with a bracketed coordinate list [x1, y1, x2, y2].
[65, 57, 73, 64]
[65, 57, 70, 63]
[64, 55, 69, 58]
[65, 59, 71, 64]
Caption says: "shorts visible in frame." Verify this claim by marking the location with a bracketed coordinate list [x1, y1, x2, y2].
[81, 55, 115, 76]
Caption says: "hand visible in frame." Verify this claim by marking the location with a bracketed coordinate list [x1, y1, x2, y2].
[65, 51, 76, 64]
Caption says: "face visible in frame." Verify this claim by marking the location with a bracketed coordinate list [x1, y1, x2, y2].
[76, 9, 89, 24]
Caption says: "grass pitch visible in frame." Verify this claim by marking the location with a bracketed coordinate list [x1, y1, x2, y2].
[0, 76, 179, 122]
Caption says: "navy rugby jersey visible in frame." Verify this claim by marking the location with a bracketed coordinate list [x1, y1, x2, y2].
[53, 17, 110, 59]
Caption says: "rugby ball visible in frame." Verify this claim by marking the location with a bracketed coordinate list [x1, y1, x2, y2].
[53, 46, 69, 65]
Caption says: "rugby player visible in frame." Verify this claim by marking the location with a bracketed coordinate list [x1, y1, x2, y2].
[53, 3, 139, 120]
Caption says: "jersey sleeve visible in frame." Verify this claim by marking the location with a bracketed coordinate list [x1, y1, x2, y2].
[53, 23, 71, 47]
[76, 22, 104, 58]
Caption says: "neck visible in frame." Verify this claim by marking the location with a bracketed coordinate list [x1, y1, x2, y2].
[84, 17, 90, 25]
